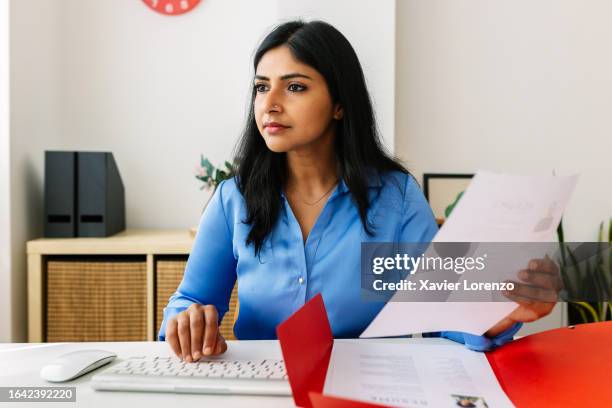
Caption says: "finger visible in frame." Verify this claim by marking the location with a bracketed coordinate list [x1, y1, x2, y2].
[485, 315, 519, 337]
[502, 287, 536, 306]
[213, 334, 227, 355]
[202, 305, 219, 356]
[506, 304, 547, 323]
[504, 281, 558, 303]
[190, 306, 204, 361]
[528, 257, 559, 275]
[517, 269, 562, 291]
[509, 280, 558, 302]
[177, 313, 192, 362]
[166, 318, 181, 359]
[505, 300, 556, 323]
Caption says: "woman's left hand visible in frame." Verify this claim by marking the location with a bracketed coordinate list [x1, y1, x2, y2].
[485, 255, 563, 337]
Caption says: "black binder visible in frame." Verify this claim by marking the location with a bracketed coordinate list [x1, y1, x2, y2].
[77, 152, 125, 237]
[44, 151, 77, 238]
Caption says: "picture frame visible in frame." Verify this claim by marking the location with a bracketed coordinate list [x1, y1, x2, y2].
[423, 173, 474, 224]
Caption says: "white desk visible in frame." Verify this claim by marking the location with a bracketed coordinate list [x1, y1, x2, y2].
[0, 338, 453, 407]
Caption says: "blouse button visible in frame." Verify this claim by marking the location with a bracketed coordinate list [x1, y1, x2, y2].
[298, 277, 304, 284]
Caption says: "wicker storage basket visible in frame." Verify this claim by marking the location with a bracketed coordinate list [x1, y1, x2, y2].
[46, 259, 147, 342]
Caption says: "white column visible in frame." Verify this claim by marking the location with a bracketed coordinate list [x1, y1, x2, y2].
[0, 0, 12, 342]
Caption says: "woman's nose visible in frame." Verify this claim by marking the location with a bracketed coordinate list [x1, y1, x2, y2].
[262, 88, 283, 113]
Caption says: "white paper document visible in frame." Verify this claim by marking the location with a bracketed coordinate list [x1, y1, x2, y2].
[361, 171, 579, 338]
[324, 341, 514, 407]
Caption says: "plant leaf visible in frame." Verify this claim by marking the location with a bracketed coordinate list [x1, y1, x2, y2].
[575, 301, 599, 322]
[444, 191, 464, 218]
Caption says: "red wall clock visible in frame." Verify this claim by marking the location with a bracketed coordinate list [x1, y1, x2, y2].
[142, 0, 201, 16]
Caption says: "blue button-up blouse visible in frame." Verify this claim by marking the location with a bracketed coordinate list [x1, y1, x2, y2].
[158, 170, 521, 351]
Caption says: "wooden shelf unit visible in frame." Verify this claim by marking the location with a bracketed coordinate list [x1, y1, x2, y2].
[27, 229, 195, 342]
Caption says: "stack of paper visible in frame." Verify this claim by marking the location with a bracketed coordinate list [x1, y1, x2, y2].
[361, 170, 578, 338]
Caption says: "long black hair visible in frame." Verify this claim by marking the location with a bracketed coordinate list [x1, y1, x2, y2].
[233, 20, 409, 256]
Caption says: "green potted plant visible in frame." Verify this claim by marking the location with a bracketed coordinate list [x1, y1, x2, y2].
[195, 156, 235, 192]
[190, 155, 236, 236]
[557, 218, 612, 324]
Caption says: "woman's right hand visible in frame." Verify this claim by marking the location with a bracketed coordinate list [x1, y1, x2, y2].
[165, 303, 228, 362]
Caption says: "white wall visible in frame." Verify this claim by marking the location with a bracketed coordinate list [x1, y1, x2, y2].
[396, 0, 612, 335]
[0, 0, 12, 342]
[396, 0, 612, 242]
[3, 0, 63, 343]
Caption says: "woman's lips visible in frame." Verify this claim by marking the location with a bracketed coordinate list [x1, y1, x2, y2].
[264, 125, 289, 135]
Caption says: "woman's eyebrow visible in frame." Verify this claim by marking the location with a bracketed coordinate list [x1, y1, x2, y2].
[254, 73, 313, 81]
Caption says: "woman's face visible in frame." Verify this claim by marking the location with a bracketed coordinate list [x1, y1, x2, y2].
[253, 45, 343, 153]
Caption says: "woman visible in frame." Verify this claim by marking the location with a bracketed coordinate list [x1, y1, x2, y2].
[159, 20, 558, 362]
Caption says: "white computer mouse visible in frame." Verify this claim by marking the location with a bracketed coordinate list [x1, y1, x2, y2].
[40, 349, 117, 382]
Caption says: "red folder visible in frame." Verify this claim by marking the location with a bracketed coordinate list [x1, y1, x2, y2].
[276, 293, 334, 408]
[276, 294, 391, 408]
[277, 294, 612, 407]
[486, 320, 612, 407]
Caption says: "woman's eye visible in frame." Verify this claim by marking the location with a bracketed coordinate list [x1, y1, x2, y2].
[288, 83, 306, 92]
[254, 84, 268, 93]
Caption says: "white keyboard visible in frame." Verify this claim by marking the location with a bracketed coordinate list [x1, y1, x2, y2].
[91, 356, 291, 396]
